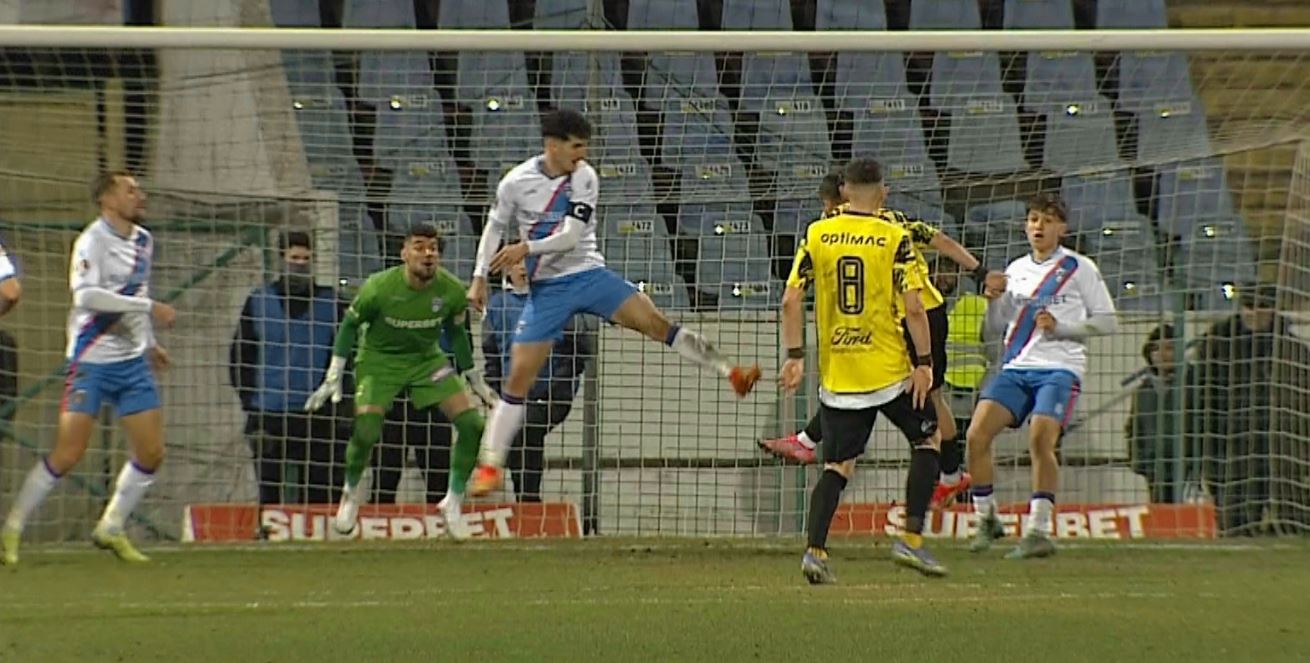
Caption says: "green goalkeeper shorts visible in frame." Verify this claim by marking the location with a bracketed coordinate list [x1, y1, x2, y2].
[354, 357, 465, 411]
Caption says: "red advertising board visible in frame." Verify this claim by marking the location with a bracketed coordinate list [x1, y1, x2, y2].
[183, 502, 582, 542]
[832, 503, 1216, 540]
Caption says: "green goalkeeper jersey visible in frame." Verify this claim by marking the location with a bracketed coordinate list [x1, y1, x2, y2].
[332, 266, 474, 372]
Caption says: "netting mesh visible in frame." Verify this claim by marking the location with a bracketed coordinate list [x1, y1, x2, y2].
[1, 1, 1309, 541]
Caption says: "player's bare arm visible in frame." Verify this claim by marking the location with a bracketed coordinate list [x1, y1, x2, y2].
[780, 285, 806, 392]
[926, 231, 1007, 296]
[0, 277, 20, 317]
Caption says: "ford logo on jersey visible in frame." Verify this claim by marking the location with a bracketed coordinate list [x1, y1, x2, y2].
[831, 326, 874, 347]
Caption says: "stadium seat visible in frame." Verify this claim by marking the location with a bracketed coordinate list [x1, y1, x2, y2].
[470, 104, 542, 172]
[439, 0, 528, 105]
[338, 203, 383, 283]
[291, 88, 364, 191]
[643, 53, 721, 107]
[1116, 52, 1194, 113]
[946, 97, 1028, 174]
[885, 195, 958, 240]
[343, 0, 415, 27]
[270, 0, 319, 27]
[629, 0, 697, 28]
[696, 234, 778, 309]
[1042, 106, 1121, 173]
[587, 95, 645, 161]
[1096, 0, 1168, 28]
[851, 108, 940, 200]
[676, 159, 751, 205]
[676, 204, 762, 236]
[440, 0, 511, 27]
[1061, 171, 1141, 238]
[534, 0, 590, 28]
[600, 205, 690, 309]
[817, 0, 908, 111]
[282, 50, 336, 99]
[722, 0, 790, 29]
[755, 97, 832, 174]
[659, 96, 735, 166]
[1135, 99, 1213, 161]
[1171, 221, 1258, 300]
[375, 109, 459, 192]
[358, 52, 434, 106]
[910, 0, 981, 29]
[737, 53, 817, 113]
[550, 52, 625, 110]
[965, 200, 1029, 266]
[773, 198, 823, 236]
[1022, 52, 1100, 112]
[929, 52, 1006, 111]
[1155, 158, 1237, 236]
[1003, 0, 1074, 28]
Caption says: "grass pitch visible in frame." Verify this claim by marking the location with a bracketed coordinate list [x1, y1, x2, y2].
[2, 538, 1306, 663]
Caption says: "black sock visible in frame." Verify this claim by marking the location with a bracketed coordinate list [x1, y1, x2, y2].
[807, 469, 848, 550]
[939, 436, 961, 476]
[904, 447, 941, 535]
[802, 413, 823, 443]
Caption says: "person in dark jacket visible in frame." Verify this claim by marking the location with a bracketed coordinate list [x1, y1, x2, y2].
[1191, 285, 1310, 535]
[1127, 324, 1188, 503]
[230, 231, 348, 507]
[483, 257, 594, 502]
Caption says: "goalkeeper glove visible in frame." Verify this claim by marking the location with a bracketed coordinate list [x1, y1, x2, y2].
[304, 355, 346, 412]
[463, 370, 498, 409]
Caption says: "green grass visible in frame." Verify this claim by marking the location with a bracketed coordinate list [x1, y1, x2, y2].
[2, 538, 1307, 663]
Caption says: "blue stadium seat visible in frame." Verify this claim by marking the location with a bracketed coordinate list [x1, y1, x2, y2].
[270, 0, 319, 27]
[818, 1, 907, 111]
[338, 204, 383, 284]
[723, 0, 790, 29]
[929, 52, 1006, 111]
[600, 205, 691, 309]
[1003, 0, 1074, 28]
[291, 88, 364, 191]
[1042, 106, 1121, 173]
[283, 50, 335, 99]
[755, 97, 831, 173]
[910, 0, 981, 29]
[375, 109, 459, 192]
[660, 96, 735, 166]
[358, 52, 434, 105]
[818, 0, 886, 29]
[1172, 226, 1258, 296]
[886, 195, 958, 240]
[1116, 53, 1193, 113]
[696, 234, 778, 309]
[1093, 248, 1172, 313]
[1155, 158, 1236, 236]
[1061, 171, 1141, 238]
[628, 0, 697, 28]
[534, 0, 590, 28]
[851, 108, 940, 200]
[343, 0, 415, 27]
[550, 52, 625, 110]
[946, 98, 1028, 174]
[677, 160, 752, 205]
[1135, 99, 1213, 162]
[1096, 0, 1168, 28]
[676, 204, 761, 236]
[596, 159, 655, 203]
[643, 53, 721, 107]
[773, 198, 823, 236]
[965, 201, 1029, 266]
[470, 104, 542, 172]
[439, 0, 526, 104]
[737, 53, 816, 112]
[588, 95, 646, 161]
[440, 0, 510, 27]
[1023, 52, 1100, 112]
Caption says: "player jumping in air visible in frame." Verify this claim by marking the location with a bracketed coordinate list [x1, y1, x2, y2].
[761, 171, 1006, 511]
[966, 193, 1117, 559]
[466, 109, 761, 496]
[304, 224, 493, 540]
[2, 172, 176, 565]
[782, 158, 946, 583]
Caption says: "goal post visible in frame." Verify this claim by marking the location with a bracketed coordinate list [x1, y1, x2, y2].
[1, 24, 1308, 543]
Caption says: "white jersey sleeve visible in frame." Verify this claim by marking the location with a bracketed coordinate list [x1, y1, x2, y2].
[0, 241, 15, 283]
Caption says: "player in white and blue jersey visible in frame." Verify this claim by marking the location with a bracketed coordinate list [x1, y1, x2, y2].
[464, 109, 761, 495]
[966, 193, 1118, 560]
[1, 172, 176, 566]
[0, 233, 21, 317]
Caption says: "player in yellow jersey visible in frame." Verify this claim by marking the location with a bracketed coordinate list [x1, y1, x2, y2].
[762, 172, 1006, 512]
[781, 158, 947, 583]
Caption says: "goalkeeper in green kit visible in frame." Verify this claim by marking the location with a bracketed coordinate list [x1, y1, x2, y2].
[303, 224, 494, 540]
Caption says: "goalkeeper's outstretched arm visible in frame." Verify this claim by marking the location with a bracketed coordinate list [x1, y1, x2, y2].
[305, 285, 374, 411]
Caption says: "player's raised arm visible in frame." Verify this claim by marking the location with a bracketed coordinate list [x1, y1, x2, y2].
[0, 243, 20, 317]
[305, 279, 376, 411]
[470, 178, 514, 312]
[907, 217, 1006, 295]
[779, 237, 813, 391]
[1048, 259, 1119, 340]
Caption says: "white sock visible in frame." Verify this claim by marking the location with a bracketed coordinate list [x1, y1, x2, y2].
[796, 431, 816, 449]
[940, 471, 962, 487]
[481, 397, 526, 468]
[440, 489, 463, 514]
[667, 326, 731, 377]
[1028, 493, 1054, 537]
[4, 459, 61, 532]
[972, 484, 996, 518]
[99, 461, 156, 531]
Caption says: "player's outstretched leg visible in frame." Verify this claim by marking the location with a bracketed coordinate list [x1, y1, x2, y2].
[337, 410, 384, 535]
[966, 400, 1014, 553]
[610, 292, 760, 397]
[2, 409, 99, 567]
[1007, 415, 1061, 560]
[928, 391, 971, 509]
[891, 439, 948, 578]
[759, 413, 820, 465]
[438, 404, 484, 542]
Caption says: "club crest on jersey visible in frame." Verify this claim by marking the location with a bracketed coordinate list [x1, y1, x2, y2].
[431, 297, 443, 312]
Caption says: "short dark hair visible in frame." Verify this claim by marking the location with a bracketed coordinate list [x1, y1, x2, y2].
[281, 230, 312, 254]
[1027, 192, 1068, 223]
[90, 170, 134, 204]
[541, 108, 592, 141]
[842, 158, 883, 186]
[818, 171, 843, 202]
[1143, 323, 1176, 365]
[407, 223, 439, 241]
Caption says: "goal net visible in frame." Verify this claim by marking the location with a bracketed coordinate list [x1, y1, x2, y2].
[1, 16, 1309, 544]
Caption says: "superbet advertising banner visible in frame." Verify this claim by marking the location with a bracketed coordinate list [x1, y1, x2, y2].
[832, 503, 1216, 540]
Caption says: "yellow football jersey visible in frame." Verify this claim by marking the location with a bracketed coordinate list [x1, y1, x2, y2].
[825, 204, 944, 312]
[787, 209, 926, 396]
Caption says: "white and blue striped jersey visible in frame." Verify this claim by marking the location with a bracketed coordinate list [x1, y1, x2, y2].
[66, 219, 155, 364]
[0, 239, 15, 284]
[480, 156, 604, 282]
[991, 247, 1116, 380]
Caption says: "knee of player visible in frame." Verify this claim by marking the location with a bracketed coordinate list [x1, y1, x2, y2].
[135, 443, 165, 470]
[965, 422, 993, 450]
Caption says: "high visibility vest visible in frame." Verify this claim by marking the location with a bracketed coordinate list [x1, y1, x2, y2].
[944, 293, 989, 390]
